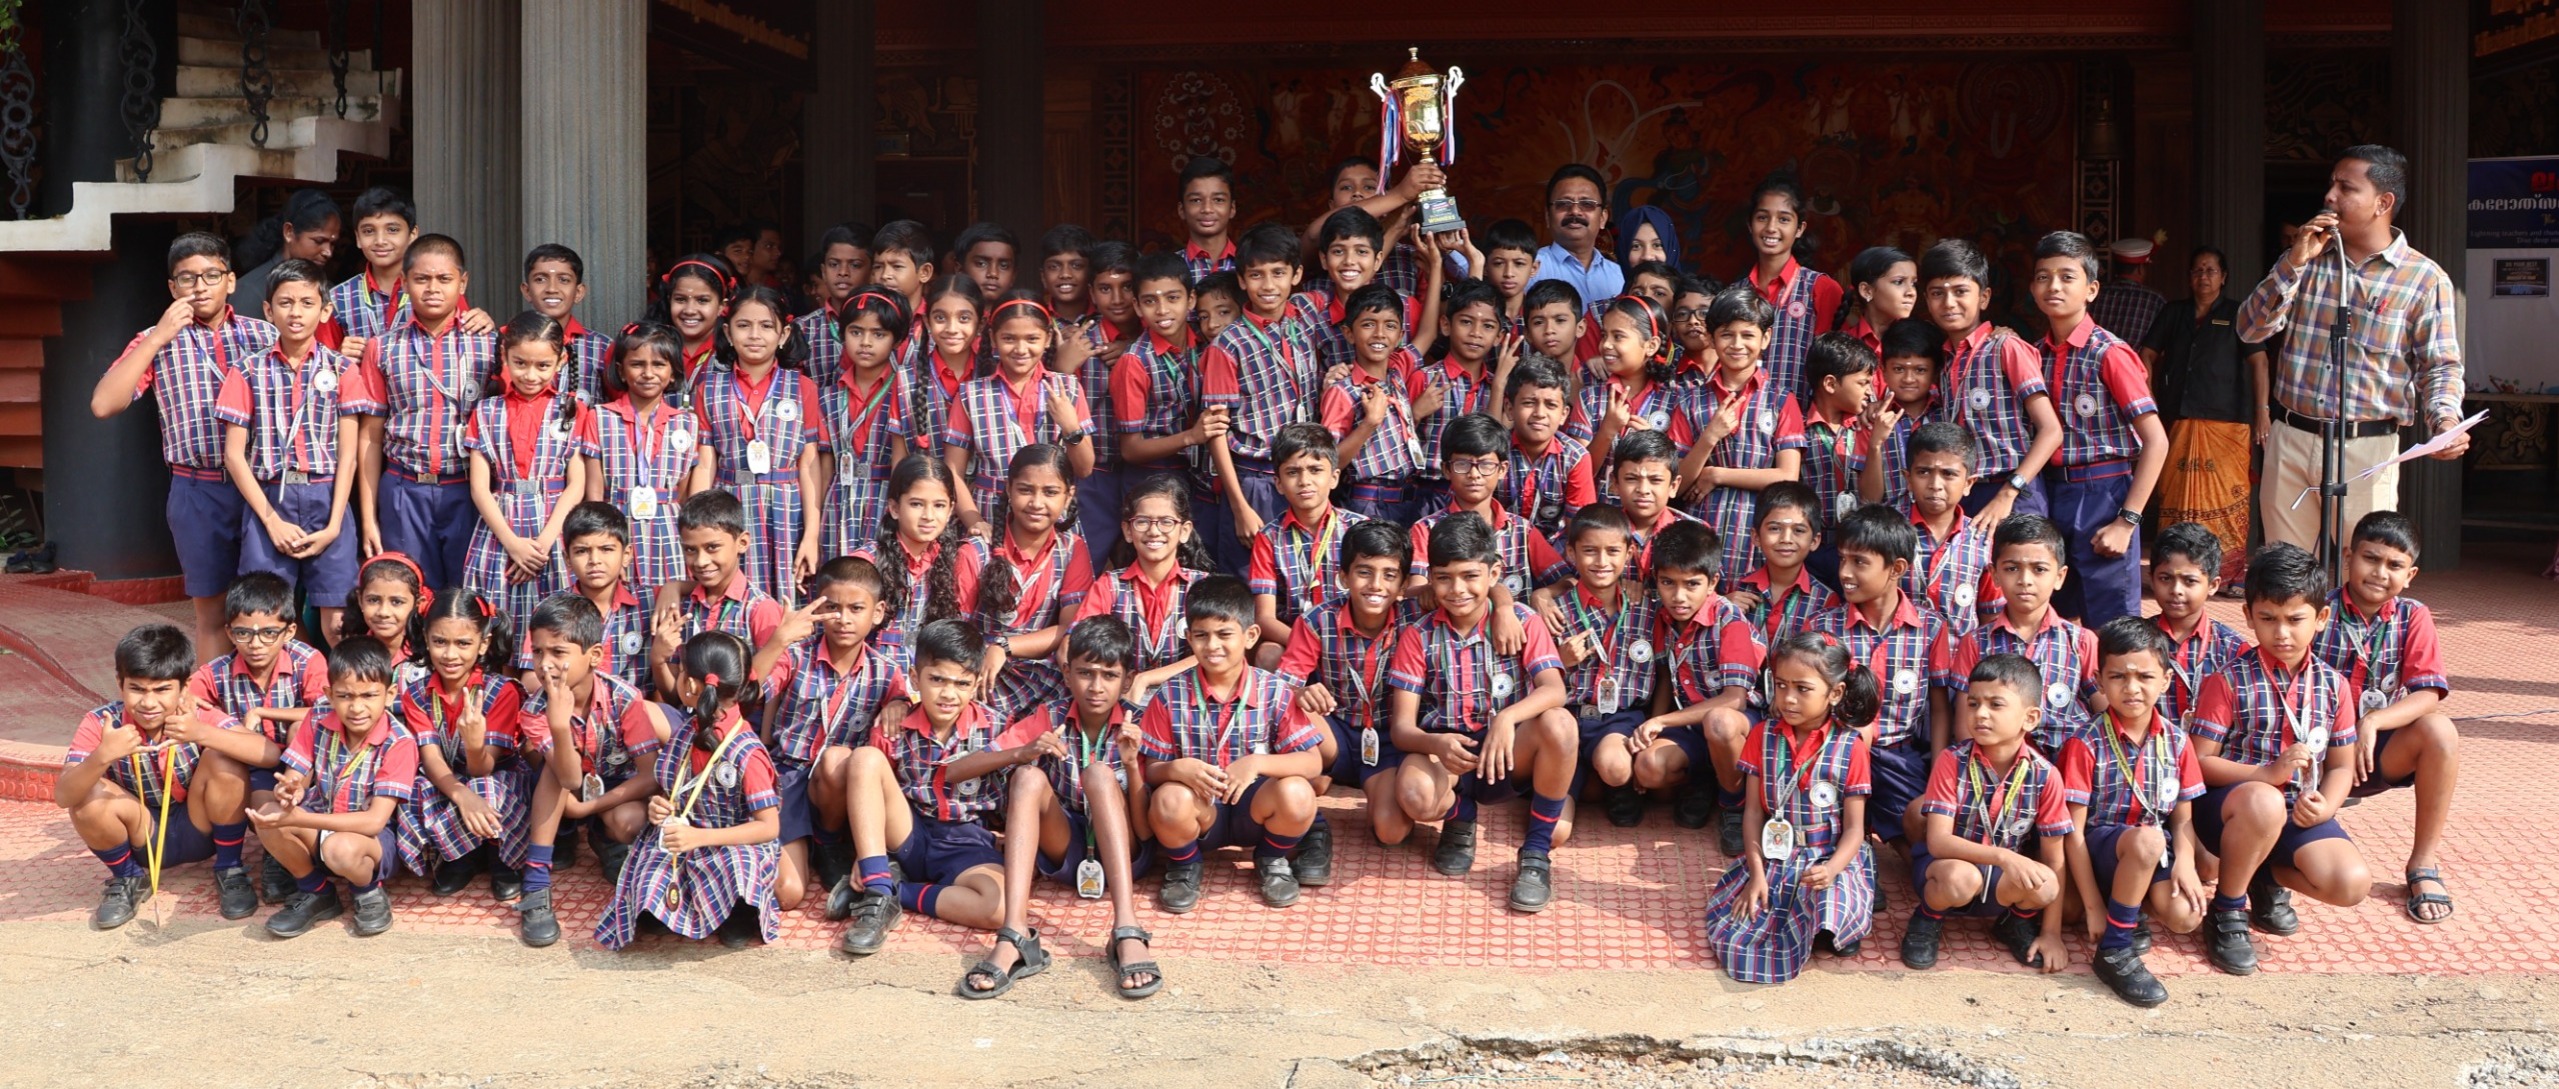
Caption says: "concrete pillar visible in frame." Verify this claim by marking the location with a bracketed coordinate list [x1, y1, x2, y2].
[2192, 0, 2264, 291]
[2391, 0, 2467, 568]
[413, 0, 520, 296]
[521, 0, 647, 327]
[974, 0, 1043, 239]
[803, 0, 876, 251]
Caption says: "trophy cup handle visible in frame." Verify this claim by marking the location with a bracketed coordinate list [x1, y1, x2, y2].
[1446, 67, 1465, 95]
[1369, 72, 1391, 103]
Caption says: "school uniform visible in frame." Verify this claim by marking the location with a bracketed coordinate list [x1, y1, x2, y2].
[1701, 718, 1876, 984]
[817, 363, 904, 558]
[953, 528, 1095, 720]
[1810, 595, 1956, 838]
[1375, 241, 1427, 298]
[1948, 608, 2099, 755]
[562, 318, 617, 406]
[462, 389, 585, 641]
[1929, 323, 2052, 519]
[1198, 307, 1323, 550]
[1745, 257, 1846, 399]
[2040, 320, 2157, 626]
[596, 707, 783, 948]
[516, 671, 656, 795]
[2155, 615, 2251, 729]
[1074, 319, 1132, 562]
[1912, 741, 2074, 914]
[1110, 327, 1207, 507]
[1182, 238, 1236, 286]
[1317, 359, 1428, 521]
[1621, 505, 1705, 582]
[874, 701, 1011, 884]
[391, 670, 534, 874]
[1407, 503, 1571, 599]
[760, 641, 900, 844]
[696, 364, 828, 604]
[994, 699, 1155, 882]
[1798, 403, 1867, 588]
[581, 395, 700, 594]
[121, 308, 279, 598]
[215, 342, 377, 602]
[1565, 375, 1688, 485]
[2058, 710, 2207, 893]
[1672, 368, 1807, 584]
[888, 346, 971, 468]
[1277, 603, 1409, 788]
[2190, 651, 2361, 868]
[1653, 595, 1767, 768]
[344, 316, 500, 590]
[1550, 583, 1660, 784]
[1385, 602, 1566, 803]
[1501, 432, 1598, 543]
[849, 541, 942, 666]
[1248, 505, 1370, 631]
[945, 368, 1091, 522]
[795, 306, 845, 388]
[186, 641, 328, 791]
[322, 270, 408, 351]
[1407, 357, 1500, 504]
[1841, 317, 1884, 359]
[2312, 591, 2450, 796]
[1897, 499, 1995, 640]
[677, 574, 787, 660]
[1867, 395, 1935, 510]
[1296, 281, 1422, 380]
[280, 703, 422, 883]
[1073, 563, 1209, 674]
[587, 584, 655, 697]
[1733, 566, 1839, 649]
[1138, 667, 1324, 847]
[64, 704, 243, 867]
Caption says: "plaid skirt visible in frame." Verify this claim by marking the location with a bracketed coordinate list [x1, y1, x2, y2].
[393, 763, 536, 874]
[822, 469, 892, 561]
[1698, 485, 1763, 587]
[618, 489, 685, 594]
[727, 474, 806, 606]
[1700, 842, 1876, 984]
[463, 485, 571, 631]
[593, 823, 782, 949]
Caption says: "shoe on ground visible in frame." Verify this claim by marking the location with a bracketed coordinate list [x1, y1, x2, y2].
[1900, 910, 1944, 969]
[1992, 911, 2043, 967]
[839, 892, 900, 955]
[265, 887, 344, 939]
[1717, 809, 1745, 857]
[351, 885, 393, 936]
[2131, 919, 2154, 957]
[489, 863, 524, 904]
[2249, 872, 2300, 935]
[91, 874, 144, 930]
[717, 906, 760, 949]
[2093, 945, 2170, 1007]
[1293, 820, 1334, 887]
[1604, 784, 1645, 827]
[259, 855, 295, 904]
[1508, 851, 1554, 913]
[518, 887, 560, 948]
[2205, 908, 2260, 975]
[213, 865, 257, 920]
[1158, 860, 1205, 914]
[596, 838, 632, 886]
[823, 874, 860, 921]
[1432, 819, 1479, 876]
[430, 850, 483, 896]
[1254, 854, 1300, 908]
[1671, 785, 1715, 829]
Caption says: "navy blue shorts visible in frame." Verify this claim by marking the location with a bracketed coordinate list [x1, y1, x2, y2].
[1075, 467, 1126, 569]
[1190, 490, 1253, 578]
[1323, 712, 1404, 787]
[249, 765, 280, 794]
[1573, 707, 1645, 791]
[1036, 810, 1156, 884]
[1869, 741, 1930, 841]
[2348, 727, 2420, 799]
[313, 825, 400, 883]
[2086, 822, 2173, 892]
[1199, 777, 1275, 851]
[167, 474, 246, 599]
[892, 811, 1003, 883]
[237, 479, 360, 602]
[774, 760, 817, 844]
[377, 472, 473, 592]
[1908, 838, 2007, 918]
[1962, 472, 2049, 520]
[2194, 784, 2352, 870]
[1658, 723, 1712, 777]
[137, 799, 218, 868]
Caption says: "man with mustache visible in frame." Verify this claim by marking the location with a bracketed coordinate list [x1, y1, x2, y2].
[1527, 164, 1626, 307]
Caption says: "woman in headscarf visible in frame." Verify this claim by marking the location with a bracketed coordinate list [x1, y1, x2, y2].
[1614, 204, 1685, 275]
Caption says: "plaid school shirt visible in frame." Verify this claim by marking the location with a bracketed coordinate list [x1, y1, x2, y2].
[1249, 505, 1371, 628]
[187, 641, 329, 746]
[851, 540, 944, 662]
[515, 671, 655, 780]
[954, 529, 1095, 637]
[1407, 503, 1570, 596]
[1072, 563, 1208, 672]
[563, 320, 617, 405]
[795, 307, 844, 387]
[1949, 607, 2098, 752]
[1277, 603, 1407, 729]
[66, 703, 233, 808]
[762, 641, 902, 765]
[1746, 257, 1846, 398]
[2192, 650, 2359, 803]
[1298, 282, 1424, 379]
[281, 704, 421, 814]
[2235, 228, 2464, 426]
[680, 574, 786, 651]
[1866, 395, 1935, 508]
[888, 346, 971, 457]
[399, 669, 528, 769]
[1809, 595, 1955, 749]
[818, 364, 905, 552]
[2155, 615, 2252, 728]
[2042, 320, 2156, 466]
[945, 369, 1091, 506]
[323, 270, 408, 349]
[1734, 718, 1872, 849]
[1139, 666, 1323, 766]
[1073, 318, 1130, 469]
[875, 701, 1010, 823]
[343, 317, 500, 480]
[1500, 432, 1598, 539]
[123, 308, 279, 474]
[1111, 328, 1206, 481]
[996, 698, 1134, 815]
[2312, 591, 2451, 711]
[1672, 366, 1807, 469]
[1198, 307, 1321, 464]
[1317, 360, 1426, 488]
[1551, 582, 1660, 715]
[1408, 357, 1501, 489]
[1897, 499, 1995, 640]
[1621, 505, 1705, 582]
[1734, 566, 1839, 647]
[1565, 374, 1689, 464]
[1799, 403, 1868, 535]
[1183, 238, 1236, 285]
[1656, 596, 1765, 704]
[2058, 710, 2207, 831]
[1386, 602, 1566, 738]
[214, 343, 380, 483]
[590, 585, 655, 694]
[464, 388, 582, 495]
[579, 396, 699, 589]
[1929, 322, 2049, 479]
[1920, 741, 2075, 851]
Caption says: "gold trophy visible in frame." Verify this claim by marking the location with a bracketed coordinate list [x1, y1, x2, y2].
[1370, 47, 1466, 235]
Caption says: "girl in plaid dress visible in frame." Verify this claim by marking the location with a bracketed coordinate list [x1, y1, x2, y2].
[464, 313, 589, 648]
[1675, 287, 1806, 585]
[596, 631, 783, 950]
[857, 453, 969, 666]
[818, 287, 911, 556]
[1571, 295, 1682, 496]
[646, 254, 734, 377]
[392, 588, 535, 902]
[1737, 176, 1846, 399]
[1702, 631, 1879, 984]
[945, 294, 1095, 533]
[890, 275, 983, 468]
[582, 322, 706, 596]
[694, 285, 827, 605]
[1072, 473, 1213, 706]
[957, 444, 1094, 721]
[338, 553, 430, 685]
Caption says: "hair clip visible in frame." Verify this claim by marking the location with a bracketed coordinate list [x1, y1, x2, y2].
[371, 552, 432, 608]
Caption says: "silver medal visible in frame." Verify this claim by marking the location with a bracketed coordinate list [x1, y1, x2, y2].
[580, 772, 605, 803]
[1359, 725, 1380, 766]
[2073, 392, 2100, 418]
[714, 762, 738, 789]
[1892, 668, 1919, 697]
[1489, 672, 1517, 700]
[1809, 780, 1839, 809]
[745, 438, 773, 474]
[628, 484, 660, 520]
[1627, 639, 1654, 664]
[1075, 857, 1105, 899]
[312, 368, 338, 395]
[1761, 816, 1797, 861]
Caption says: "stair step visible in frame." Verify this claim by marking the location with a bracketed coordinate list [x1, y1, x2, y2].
[0, 371, 35, 404]
[175, 13, 322, 51]
[0, 341, 40, 369]
[178, 36, 370, 73]
[158, 93, 391, 129]
[176, 64, 398, 100]
[153, 102, 389, 151]
[0, 259, 98, 304]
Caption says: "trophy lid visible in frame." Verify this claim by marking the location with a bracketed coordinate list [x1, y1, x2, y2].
[1395, 47, 1435, 81]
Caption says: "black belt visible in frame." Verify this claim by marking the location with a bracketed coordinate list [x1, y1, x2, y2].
[2272, 404, 2396, 440]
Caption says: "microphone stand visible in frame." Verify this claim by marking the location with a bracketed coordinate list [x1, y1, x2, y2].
[2315, 233, 2353, 587]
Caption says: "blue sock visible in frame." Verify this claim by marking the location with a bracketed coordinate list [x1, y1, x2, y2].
[1450, 796, 1479, 824]
[522, 845, 554, 893]
[858, 855, 893, 896]
[1256, 830, 1303, 860]
[211, 823, 247, 869]
[2211, 892, 2249, 914]
[1717, 784, 1743, 810]
[1163, 840, 1202, 866]
[811, 825, 843, 846]
[93, 845, 141, 879]
[895, 881, 942, 916]
[1916, 902, 1945, 921]
[296, 870, 329, 895]
[2100, 897, 2143, 951]
[354, 876, 381, 894]
[1521, 793, 1567, 855]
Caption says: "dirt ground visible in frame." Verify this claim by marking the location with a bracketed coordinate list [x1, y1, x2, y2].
[5, 920, 2554, 1089]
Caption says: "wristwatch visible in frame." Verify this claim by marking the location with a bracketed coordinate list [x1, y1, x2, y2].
[2116, 507, 2141, 526]
[989, 633, 1012, 653]
[2006, 473, 2030, 494]
[1061, 427, 1090, 445]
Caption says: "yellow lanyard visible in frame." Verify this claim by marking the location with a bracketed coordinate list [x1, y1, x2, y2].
[670, 723, 748, 821]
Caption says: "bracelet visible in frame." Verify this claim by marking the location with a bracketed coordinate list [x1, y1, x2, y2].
[2117, 508, 2141, 526]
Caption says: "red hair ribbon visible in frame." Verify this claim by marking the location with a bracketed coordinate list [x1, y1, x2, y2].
[665, 259, 735, 297]
[369, 552, 431, 610]
[989, 298, 1054, 325]
[702, 672, 722, 687]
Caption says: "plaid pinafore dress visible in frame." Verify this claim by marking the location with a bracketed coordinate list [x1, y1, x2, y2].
[461, 393, 580, 632]
[584, 396, 699, 593]
[595, 708, 782, 948]
[697, 364, 822, 604]
[1701, 720, 1876, 984]
[392, 672, 536, 873]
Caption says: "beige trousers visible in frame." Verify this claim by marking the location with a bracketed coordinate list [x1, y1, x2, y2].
[2261, 418, 2399, 555]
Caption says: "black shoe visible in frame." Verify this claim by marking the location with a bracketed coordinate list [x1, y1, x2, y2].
[1717, 809, 1745, 857]
[489, 863, 524, 904]
[1432, 819, 1478, 876]
[2131, 919, 2154, 957]
[518, 887, 560, 947]
[1820, 931, 1863, 959]
[823, 874, 860, 921]
[2204, 908, 2259, 975]
[1992, 911, 2043, 967]
[717, 906, 761, 949]
[259, 855, 295, 904]
[596, 838, 632, 886]
[1508, 851, 1554, 913]
[265, 888, 343, 939]
[552, 828, 580, 873]
[1293, 819, 1334, 887]
[1672, 784, 1716, 829]
[91, 874, 144, 930]
[816, 840, 855, 892]
[839, 892, 900, 955]
[431, 849, 483, 896]
[1255, 854, 1300, 908]
[2249, 871, 2300, 935]
[351, 885, 393, 936]
[1900, 911, 1945, 969]
[213, 865, 258, 920]
[2093, 945, 2170, 1007]
[1158, 860, 1205, 914]
[1604, 784, 1645, 827]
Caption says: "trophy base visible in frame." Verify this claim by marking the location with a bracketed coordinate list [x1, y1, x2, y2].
[1416, 188, 1465, 235]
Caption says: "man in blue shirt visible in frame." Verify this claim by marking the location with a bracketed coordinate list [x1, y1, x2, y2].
[1528, 164, 1625, 303]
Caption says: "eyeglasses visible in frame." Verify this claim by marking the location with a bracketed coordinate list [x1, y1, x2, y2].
[170, 269, 233, 289]
[1671, 307, 1710, 324]
[1127, 516, 1188, 532]
[1447, 457, 1505, 479]
[1548, 199, 1604, 214]
[228, 625, 290, 644]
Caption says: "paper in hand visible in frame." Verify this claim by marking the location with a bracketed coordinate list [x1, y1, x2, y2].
[2289, 409, 2490, 509]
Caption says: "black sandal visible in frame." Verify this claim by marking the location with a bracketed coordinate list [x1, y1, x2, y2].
[957, 926, 1050, 999]
[2404, 867, 2454, 925]
[1109, 924, 1163, 1000]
